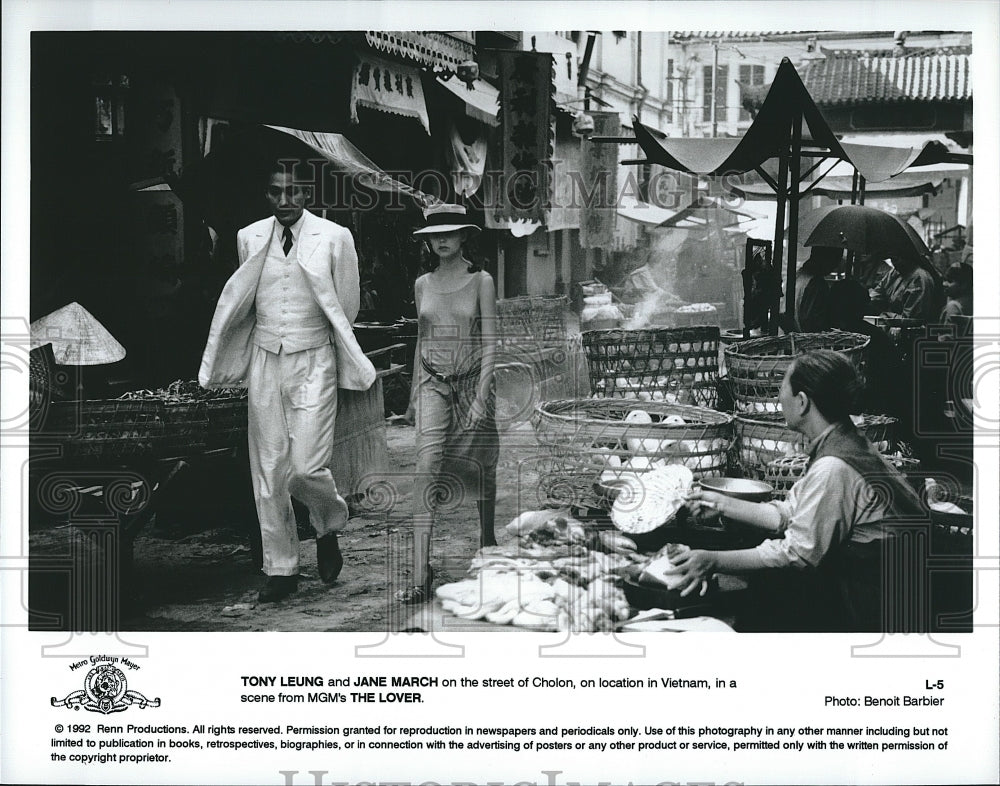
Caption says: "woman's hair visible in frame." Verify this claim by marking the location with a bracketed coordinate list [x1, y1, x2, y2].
[787, 349, 863, 423]
[421, 228, 482, 273]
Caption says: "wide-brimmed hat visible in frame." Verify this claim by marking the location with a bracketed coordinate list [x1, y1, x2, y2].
[413, 203, 481, 235]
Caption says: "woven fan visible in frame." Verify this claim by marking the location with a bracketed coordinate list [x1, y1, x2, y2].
[611, 465, 694, 534]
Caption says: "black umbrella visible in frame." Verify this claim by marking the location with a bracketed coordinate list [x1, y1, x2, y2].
[803, 204, 931, 260]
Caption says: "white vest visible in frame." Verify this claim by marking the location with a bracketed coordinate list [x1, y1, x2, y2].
[254, 222, 329, 353]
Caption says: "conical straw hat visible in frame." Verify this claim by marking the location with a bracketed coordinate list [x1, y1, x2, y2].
[30, 302, 126, 365]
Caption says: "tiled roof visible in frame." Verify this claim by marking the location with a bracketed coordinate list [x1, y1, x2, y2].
[801, 46, 972, 104]
[669, 31, 812, 40]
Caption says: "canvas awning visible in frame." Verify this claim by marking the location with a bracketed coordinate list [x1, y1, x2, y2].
[266, 125, 437, 207]
[731, 172, 945, 201]
[627, 58, 967, 184]
[436, 76, 499, 127]
[618, 195, 763, 229]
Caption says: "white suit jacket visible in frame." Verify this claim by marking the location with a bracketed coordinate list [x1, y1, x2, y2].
[198, 210, 376, 391]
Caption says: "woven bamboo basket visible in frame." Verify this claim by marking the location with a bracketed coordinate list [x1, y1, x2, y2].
[204, 396, 249, 449]
[44, 400, 171, 460]
[581, 325, 720, 408]
[724, 331, 870, 412]
[531, 398, 733, 510]
[735, 413, 898, 480]
[765, 453, 921, 500]
[496, 295, 568, 352]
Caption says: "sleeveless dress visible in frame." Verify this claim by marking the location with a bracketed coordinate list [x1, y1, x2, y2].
[413, 271, 498, 508]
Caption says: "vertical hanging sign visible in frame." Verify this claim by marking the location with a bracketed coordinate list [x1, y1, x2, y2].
[580, 111, 621, 249]
[495, 50, 555, 224]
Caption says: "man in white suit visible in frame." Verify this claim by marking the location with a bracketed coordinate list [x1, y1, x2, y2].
[199, 160, 375, 602]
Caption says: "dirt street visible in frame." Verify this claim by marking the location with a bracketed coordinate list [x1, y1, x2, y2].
[113, 421, 543, 632]
[27, 340, 590, 634]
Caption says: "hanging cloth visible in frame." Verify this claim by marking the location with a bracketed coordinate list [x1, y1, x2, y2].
[448, 116, 487, 198]
[350, 54, 430, 135]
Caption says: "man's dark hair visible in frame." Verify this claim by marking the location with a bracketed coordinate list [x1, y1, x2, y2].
[263, 157, 315, 188]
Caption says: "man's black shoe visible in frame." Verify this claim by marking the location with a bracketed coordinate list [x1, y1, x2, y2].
[317, 532, 343, 584]
[259, 574, 299, 603]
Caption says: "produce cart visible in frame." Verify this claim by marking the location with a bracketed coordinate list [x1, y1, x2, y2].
[28, 345, 405, 629]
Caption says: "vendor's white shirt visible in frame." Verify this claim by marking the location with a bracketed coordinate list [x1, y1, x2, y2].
[754, 455, 888, 570]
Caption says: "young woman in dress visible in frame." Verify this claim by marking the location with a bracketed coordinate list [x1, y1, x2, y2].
[396, 204, 499, 604]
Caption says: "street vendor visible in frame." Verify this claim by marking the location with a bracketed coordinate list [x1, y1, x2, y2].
[199, 159, 376, 603]
[672, 349, 928, 632]
[939, 262, 973, 329]
[791, 246, 841, 332]
[830, 280, 900, 416]
[853, 252, 893, 291]
[398, 204, 499, 605]
[867, 252, 941, 322]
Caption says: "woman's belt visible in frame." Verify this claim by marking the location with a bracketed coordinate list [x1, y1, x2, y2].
[420, 356, 480, 385]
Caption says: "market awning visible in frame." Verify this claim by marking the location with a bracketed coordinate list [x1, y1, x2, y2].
[436, 75, 499, 127]
[364, 31, 475, 71]
[617, 195, 763, 229]
[731, 172, 945, 201]
[266, 125, 437, 207]
[627, 58, 966, 184]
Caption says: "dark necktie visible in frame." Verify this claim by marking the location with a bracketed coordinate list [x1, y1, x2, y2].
[282, 226, 293, 256]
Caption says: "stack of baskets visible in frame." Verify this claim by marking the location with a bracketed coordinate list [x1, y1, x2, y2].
[735, 412, 899, 481]
[724, 331, 870, 415]
[532, 398, 733, 510]
[496, 295, 568, 354]
[764, 453, 922, 500]
[581, 326, 720, 408]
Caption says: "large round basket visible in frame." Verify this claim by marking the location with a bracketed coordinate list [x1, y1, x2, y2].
[765, 453, 921, 500]
[581, 325, 720, 408]
[724, 331, 870, 412]
[531, 398, 733, 510]
[735, 413, 898, 480]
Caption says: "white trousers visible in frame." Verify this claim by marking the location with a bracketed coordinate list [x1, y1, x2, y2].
[248, 342, 347, 576]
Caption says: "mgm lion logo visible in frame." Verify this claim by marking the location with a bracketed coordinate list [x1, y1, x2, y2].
[52, 664, 160, 714]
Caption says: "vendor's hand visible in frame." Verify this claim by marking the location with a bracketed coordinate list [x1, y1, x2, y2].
[684, 487, 727, 516]
[402, 405, 416, 426]
[665, 549, 717, 598]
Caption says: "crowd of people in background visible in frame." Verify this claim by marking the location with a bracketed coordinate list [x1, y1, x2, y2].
[790, 245, 973, 457]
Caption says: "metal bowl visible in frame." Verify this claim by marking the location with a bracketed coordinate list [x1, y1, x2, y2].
[698, 477, 773, 502]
